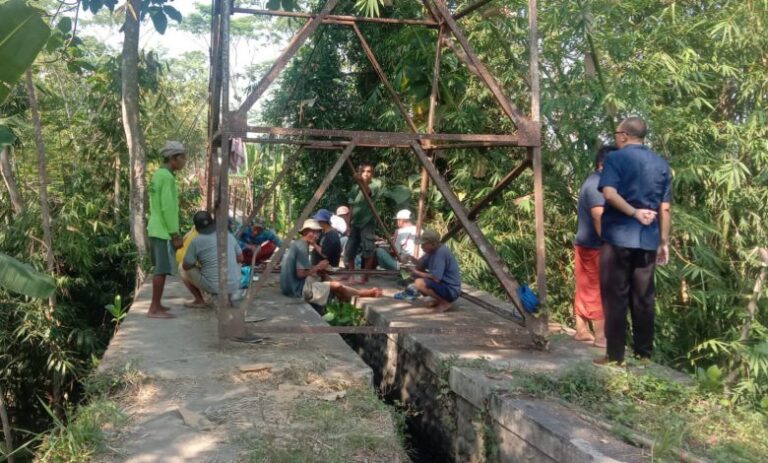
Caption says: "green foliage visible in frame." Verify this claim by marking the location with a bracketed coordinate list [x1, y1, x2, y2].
[510, 365, 768, 462]
[0, 0, 51, 103]
[0, 252, 56, 299]
[322, 301, 364, 326]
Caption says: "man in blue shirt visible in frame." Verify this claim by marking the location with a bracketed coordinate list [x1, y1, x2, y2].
[411, 229, 462, 313]
[597, 117, 672, 365]
[239, 218, 282, 266]
[573, 145, 618, 348]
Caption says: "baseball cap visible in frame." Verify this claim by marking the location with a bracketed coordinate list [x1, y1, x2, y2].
[300, 219, 322, 232]
[395, 209, 412, 220]
[160, 141, 186, 158]
[418, 229, 440, 245]
[335, 206, 350, 215]
[193, 211, 216, 234]
[312, 209, 333, 223]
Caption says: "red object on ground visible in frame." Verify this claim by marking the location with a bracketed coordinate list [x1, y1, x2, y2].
[243, 241, 277, 265]
[574, 245, 603, 320]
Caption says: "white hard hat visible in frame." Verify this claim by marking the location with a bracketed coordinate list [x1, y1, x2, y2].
[395, 209, 412, 220]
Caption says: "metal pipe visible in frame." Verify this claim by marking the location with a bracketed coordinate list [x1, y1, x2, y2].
[453, 0, 494, 20]
[245, 126, 521, 144]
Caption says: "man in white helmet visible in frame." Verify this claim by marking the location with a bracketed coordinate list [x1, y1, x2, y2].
[375, 209, 418, 270]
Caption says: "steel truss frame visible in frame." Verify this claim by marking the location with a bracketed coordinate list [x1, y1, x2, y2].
[206, 0, 547, 348]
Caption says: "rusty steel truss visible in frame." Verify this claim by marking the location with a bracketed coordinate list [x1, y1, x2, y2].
[205, 0, 548, 348]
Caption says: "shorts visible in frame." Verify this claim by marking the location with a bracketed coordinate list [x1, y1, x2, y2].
[302, 276, 332, 306]
[346, 221, 376, 260]
[425, 279, 460, 302]
[179, 264, 217, 294]
[150, 237, 176, 276]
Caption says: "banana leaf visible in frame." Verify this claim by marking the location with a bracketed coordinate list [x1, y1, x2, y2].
[0, 253, 56, 299]
[0, 0, 51, 104]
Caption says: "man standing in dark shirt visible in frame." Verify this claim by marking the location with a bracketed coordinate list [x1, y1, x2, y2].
[573, 145, 618, 347]
[311, 209, 342, 267]
[597, 117, 672, 365]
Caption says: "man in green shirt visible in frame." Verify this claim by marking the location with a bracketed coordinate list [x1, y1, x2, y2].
[345, 163, 382, 284]
[147, 141, 187, 319]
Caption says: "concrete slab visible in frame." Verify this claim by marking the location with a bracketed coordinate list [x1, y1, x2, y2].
[96, 277, 404, 462]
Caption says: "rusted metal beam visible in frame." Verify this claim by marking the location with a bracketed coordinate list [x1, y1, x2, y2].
[409, 140, 527, 320]
[344, 158, 405, 264]
[454, 0, 494, 20]
[235, 0, 340, 117]
[426, 0, 540, 144]
[243, 325, 520, 336]
[441, 157, 531, 242]
[246, 126, 520, 144]
[351, 23, 419, 133]
[416, 26, 446, 257]
[233, 7, 438, 27]
[528, 0, 548, 347]
[215, 0, 246, 340]
[237, 147, 303, 239]
[238, 142, 358, 313]
[206, 0, 223, 211]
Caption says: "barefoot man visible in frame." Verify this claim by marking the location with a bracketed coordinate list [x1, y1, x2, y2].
[146, 141, 187, 319]
[281, 219, 383, 306]
[410, 229, 462, 312]
[573, 145, 618, 347]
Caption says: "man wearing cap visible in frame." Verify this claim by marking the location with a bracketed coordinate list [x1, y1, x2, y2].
[146, 141, 187, 319]
[281, 219, 382, 306]
[345, 164, 382, 283]
[311, 209, 342, 267]
[238, 218, 282, 266]
[180, 211, 244, 307]
[411, 229, 462, 313]
[375, 209, 418, 270]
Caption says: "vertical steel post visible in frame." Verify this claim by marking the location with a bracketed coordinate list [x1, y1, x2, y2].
[528, 0, 548, 347]
[215, 0, 244, 339]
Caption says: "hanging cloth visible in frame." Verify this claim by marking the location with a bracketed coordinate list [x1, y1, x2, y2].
[229, 138, 245, 174]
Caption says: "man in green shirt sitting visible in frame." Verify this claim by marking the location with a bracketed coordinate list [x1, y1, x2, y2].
[345, 163, 382, 284]
[146, 141, 187, 319]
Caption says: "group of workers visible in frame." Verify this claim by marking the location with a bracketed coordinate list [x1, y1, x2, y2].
[145, 152, 463, 320]
[144, 115, 671, 366]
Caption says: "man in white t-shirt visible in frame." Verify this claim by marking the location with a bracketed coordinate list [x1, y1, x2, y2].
[376, 209, 418, 270]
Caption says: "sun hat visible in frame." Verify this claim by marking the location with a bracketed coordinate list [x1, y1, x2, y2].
[335, 206, 350, 216]
[160, 140, 186, 158]
[395, 209, 412, 220]
[193, 211, 216, 234]
[330, 215, 347, 234]
[300, 219, 322, 232]
[418, 229, 440, 245]
[312, 209, 333, 223]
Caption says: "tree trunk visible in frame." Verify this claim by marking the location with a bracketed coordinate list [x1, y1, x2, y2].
[0, 385, 14, 463]
[122, 0, 148, 262]
[25, 70, 56, 313]
[0, 146, 23, 215]
[114, 146, 121, 223]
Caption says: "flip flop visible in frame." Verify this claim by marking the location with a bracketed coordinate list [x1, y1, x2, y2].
[184, 301, 208, 309]
[147, 312, 175, 319]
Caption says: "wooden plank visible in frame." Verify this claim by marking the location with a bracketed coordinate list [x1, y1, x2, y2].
[245, 126, 520, 144]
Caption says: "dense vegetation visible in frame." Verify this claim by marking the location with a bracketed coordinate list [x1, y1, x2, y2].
[0, 0, 766, 460]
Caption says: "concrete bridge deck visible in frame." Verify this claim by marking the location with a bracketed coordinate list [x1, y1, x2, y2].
[96, 277, 406, 463]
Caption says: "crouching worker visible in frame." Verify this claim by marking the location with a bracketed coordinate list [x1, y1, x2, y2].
[411, 229, 462, 312]
[239, 218, 281, 266]
[280, 219, 383, 306]
[180, 211, 243, 308]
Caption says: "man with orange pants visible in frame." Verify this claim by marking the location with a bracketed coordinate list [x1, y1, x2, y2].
[573, 145, 618, 347]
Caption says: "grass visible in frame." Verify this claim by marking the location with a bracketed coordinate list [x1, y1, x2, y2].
[245, 386, 408, 463]
[34, 362, 144, 462]
[506, 364, 768, 462]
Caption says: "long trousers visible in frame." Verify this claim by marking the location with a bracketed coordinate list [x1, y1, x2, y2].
[599, 243, 657, 362]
